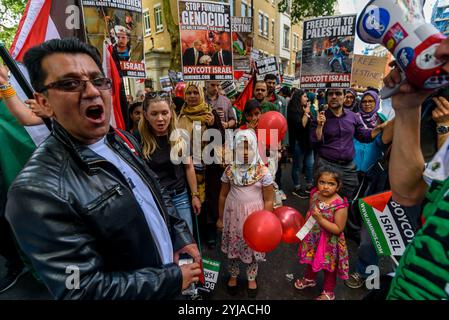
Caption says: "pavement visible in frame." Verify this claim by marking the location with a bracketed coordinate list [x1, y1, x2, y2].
[0, 162, 385, 300]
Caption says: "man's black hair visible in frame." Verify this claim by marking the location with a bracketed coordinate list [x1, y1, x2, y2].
[23, 38, 104, 93]
[243, 99, 262, 115]
[264, 74, 277, 82]
[325, 88, 344, 100]
[279, 86, 291, 98]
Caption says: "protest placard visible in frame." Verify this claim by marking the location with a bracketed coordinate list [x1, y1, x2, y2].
[160, 76, 173, 92]
[179, 0, 233, 81]
[231, 17, 253, 72]
[300, 14, 356, 89]
[351, 54, 388, 90]
[82, 0, 145, 78]
[359, 192, 416, 257]
[255, 56, 279, 81]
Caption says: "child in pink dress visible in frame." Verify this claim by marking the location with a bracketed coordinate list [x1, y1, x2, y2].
[217, 129, 274, 298]
[295, 165, 349, 300]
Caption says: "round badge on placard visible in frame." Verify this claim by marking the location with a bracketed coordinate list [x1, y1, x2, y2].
[397, 47, 414, 70]
[362, 7, 390, 39]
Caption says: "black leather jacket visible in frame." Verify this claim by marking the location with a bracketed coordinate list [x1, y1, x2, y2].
[5, 122, 195, 299]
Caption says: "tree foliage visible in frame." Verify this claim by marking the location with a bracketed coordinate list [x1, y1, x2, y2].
[279, 0, 338, 24]
[0, 0, 27, 48]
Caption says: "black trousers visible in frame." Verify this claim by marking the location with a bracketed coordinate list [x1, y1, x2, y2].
[195, 164, 224, 244]
[0, 177, 23, 270]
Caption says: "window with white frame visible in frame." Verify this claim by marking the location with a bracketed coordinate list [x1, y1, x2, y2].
[241, 1, 247, 17]
[258, 12, 263, 34]
[154, 5, 163, 33]
[264, 15, 269, 37]
[144, 11, 151, 36]
[283, 25, 290, 49]
[293, 33, 299, 51]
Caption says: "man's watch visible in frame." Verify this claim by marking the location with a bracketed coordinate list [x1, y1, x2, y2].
[436, 125, 449, 135]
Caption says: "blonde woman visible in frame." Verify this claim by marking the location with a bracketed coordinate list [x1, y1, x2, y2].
[139, 91, 201, 233]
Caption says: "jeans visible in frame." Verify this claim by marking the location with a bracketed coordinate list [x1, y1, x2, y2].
[291, 141, 314, 188]
[171, 188, 194, 234]
[355, 226, 379, 278]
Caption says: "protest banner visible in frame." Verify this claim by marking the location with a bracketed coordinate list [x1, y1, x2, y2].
[160, 76, 173, 92]
[351, 54, 388, 90]
[82, 0, 146, 78]
[358, 191, 416, 257]
[300, 14, 356, 89]
[255, 56, 279, 81]
[168, 70, 184, 84]
[231, 17, 253, 72]
[282, 75, 295, 88]
[178, 0, 233, 81]
[221, 80, 238, 98]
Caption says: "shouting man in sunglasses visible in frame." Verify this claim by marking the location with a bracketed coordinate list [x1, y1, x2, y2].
[4, 38, 201, 300]
[310, 88, 389, 202]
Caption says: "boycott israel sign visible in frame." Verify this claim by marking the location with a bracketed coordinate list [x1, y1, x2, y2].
[300, 14, 356, 89]
[202, 258, 220, 293]
[178, 0, 233, 81]
[358, 191, 416, 256]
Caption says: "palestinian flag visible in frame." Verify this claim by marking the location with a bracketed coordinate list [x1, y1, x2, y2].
[0, 100, 35, 189]
[358, 191, 416, 256]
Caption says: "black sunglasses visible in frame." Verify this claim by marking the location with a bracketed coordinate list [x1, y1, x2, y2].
[40, 77, 112, 93]
[145, 91, 171, 99]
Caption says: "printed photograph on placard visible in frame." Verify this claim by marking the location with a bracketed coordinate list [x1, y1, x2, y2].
[231, 17, 253, 72]
[178, 0, 233, 81]
[300, 15, 356, 89]
[82, 0, 145, 78]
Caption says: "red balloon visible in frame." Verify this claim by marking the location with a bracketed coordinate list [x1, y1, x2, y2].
[243, 210, 283, 253]
[273, 206, 305, 244]
[257, 111, 287, 148]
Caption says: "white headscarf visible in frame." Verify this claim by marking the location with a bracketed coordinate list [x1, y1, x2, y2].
[225, 130, 267, 186]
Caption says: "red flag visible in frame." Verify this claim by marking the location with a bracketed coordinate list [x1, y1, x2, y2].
[103, 43, 126, 130]
[234, 73, 255, 112]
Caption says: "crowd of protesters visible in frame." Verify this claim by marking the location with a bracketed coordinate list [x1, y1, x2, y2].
[0, 37, 449, 301]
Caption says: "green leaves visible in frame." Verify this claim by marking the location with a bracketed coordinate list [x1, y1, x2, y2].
[0, 0, 27, 48]
[278, 0, 337, 24]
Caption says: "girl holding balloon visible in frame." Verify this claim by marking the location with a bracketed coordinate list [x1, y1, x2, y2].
[295, 166, 349, 300]
[216, 129, 274, 298]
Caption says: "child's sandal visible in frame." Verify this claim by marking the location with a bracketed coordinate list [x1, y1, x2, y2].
[294, 278, 316, 290]
[315, 291, 335, 300]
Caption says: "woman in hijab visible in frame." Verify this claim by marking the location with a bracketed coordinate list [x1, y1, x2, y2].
[178, 82, 224, 248]
[354, 90, 392, 177]
[343, 89, 359, 113]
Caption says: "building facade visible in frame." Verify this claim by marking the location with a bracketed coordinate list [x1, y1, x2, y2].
[138, 0, 304, 92]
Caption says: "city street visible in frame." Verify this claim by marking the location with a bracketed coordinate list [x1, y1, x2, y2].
[0, 162, 389, 301]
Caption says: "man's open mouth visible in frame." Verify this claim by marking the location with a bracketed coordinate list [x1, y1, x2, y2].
[85, 105, 104, 120]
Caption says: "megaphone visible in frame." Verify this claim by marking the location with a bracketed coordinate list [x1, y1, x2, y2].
[357, 0, 448, 98]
